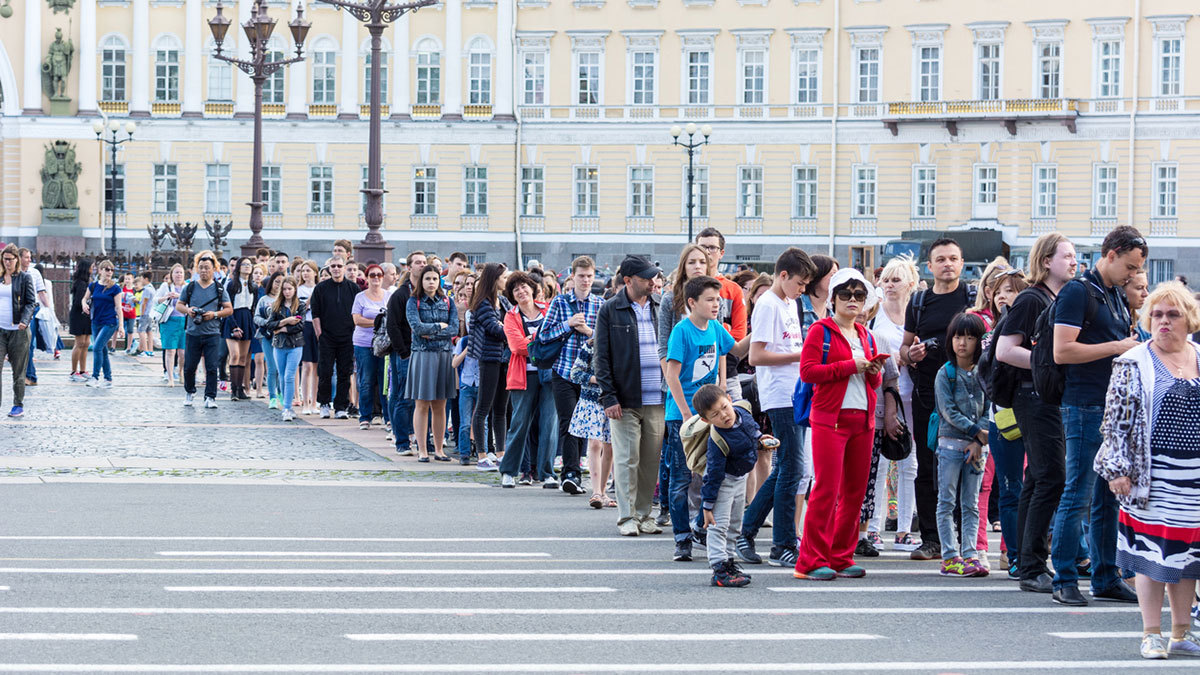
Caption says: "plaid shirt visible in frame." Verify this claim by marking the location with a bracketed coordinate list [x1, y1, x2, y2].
[541, 291, 603, 381]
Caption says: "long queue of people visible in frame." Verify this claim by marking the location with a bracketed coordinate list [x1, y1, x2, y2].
[2, 225, 1198, 660]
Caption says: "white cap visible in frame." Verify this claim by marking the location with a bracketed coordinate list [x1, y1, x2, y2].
[827, 267, 878, 312]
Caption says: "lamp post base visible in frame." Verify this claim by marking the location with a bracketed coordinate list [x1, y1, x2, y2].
[354, 240, 394, 266]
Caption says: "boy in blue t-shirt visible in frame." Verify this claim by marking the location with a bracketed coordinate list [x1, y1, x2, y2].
[664, 276, 734, 563]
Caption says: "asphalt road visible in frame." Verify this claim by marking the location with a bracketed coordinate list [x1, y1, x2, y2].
[0, 480, 1187, 673]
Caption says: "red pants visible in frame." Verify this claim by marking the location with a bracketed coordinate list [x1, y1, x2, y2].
[797, 409, 874, 574]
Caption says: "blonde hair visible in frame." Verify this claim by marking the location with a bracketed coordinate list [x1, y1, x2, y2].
[878, 254, 920, 301]
[1027, 232, 1072, 286]
[973, 256, 1011, 313]
[192, 249, 217, 272]
[272, 276, 301, 315]
[1141, 281, 1200, 334]
[167, 263, 186, 283]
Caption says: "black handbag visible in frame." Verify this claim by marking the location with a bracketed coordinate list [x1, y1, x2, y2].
[877, 388, 913, 462]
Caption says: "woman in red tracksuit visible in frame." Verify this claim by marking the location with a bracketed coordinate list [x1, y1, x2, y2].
[794, 268, 884, 581]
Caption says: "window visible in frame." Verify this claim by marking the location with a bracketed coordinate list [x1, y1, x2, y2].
[520, 167, 544, 217]
[977, 43, 1000, 100]
[682, 165, 709, 218]
[793, 166, 817, 219]
[152, 164, 178, 213]
[360, 166, 385, 214]
[1154, 163, 1178, 219]
[309, 166, 333, 214]
[413, 166, 437, 216]
[207, 53, 232, 101]
[974, 164, 998, 219]
[101, 36, 127, 102]
[1093, 164, 1118, 219]
[468, 49, 492, 105]
[205, 164, 231, 213]
[1149, 259, 1175, 286]
[795, 48, 819, 103]
[629, 166, 654, 217]
[740, 49, 765, 104]
[1037, 41, 1061, 98]
[913, 165, 936, 219]
[312, 41, 337, 105]
[853, 165, 877, 218]
[364, 50, 388, 105]
[1098, 40, 1122, 98]
[1034, 164, 1057, 218]
[463, 166, 488, 216]
[686, 50, 710, 104]
[917, 46, 941, 101]
[261, 165, 281, 214]
[104, 164, 125, 213]
[416, 41, 441, 105]
[855, 47, 880, 103]
[574, 166, 598, 217]
[522, 51, 546, 105]
[262, 42, 285, 104]
[738, 166, 763, 218]
[154, 37, 180, 103]
[1158, 37, 1182, 97]
[576, 51, 601, 105]
[630, 51, 656, 105]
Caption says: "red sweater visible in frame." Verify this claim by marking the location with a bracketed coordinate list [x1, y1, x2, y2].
[798, 317, 883, 428]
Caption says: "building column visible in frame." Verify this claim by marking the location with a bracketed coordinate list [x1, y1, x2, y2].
[392, 12, 410, 119]
[131, 0, 151, 116]
[22, 0, 42, 113]
[182, 0, 203, 116]
[78, 0, 98, 114]
[287, 0, 308, 118]
[338, 9, 359, 118]
[444, 0, 462, 118]
[235, 0, 254, 115]
[494, 0, 513, 119]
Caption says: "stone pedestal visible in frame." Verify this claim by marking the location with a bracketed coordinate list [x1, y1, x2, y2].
[47, 96, 72, 116]
[36, 207, 85, 254]
[354, 241, 394, 266]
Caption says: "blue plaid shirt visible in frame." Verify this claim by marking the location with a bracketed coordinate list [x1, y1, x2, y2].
[541, 290, 603, 381]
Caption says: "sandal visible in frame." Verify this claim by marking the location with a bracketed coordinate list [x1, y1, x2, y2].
[991, 522, 1002, 532]
[433, 454, 451, 462]
[604, 497, 617, 508]
[417, 456, 430, 463]
[589, 495, 603, 509]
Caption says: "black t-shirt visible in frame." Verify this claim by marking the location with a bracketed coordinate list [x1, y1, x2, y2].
[997, 283, 1054, 386]
[904, 283, 972, 397]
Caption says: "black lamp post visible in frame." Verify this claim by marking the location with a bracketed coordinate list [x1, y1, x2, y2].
[317, 0, 436, 264]
[670, 122, 712, 243]
[209, 0, 311, 258]
[92, 118, 136, 255]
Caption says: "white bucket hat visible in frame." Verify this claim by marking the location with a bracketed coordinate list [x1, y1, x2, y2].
[827, 267, 878, 313]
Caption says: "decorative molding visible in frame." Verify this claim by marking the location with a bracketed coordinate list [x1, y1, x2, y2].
[845, 26, 887, 47]
[567, 30, 610, 51]
[516, 31, 555, 51]
[966, 21, 1010, 44]
[676, 29, 719, 50]
[1147, 15, 1190, 38]
[517, 0, 550, 7]
[905, 23, 950, 46]
[573, 0, 605, 8]
[1086, 17, 1130, 40]
[682, 0, 714, 5]
[736, 0, 768, 6]
[786, 28, 828, 48]
[731, 29, 774, 49]
[1025, 19, 1068, 42]
[464, 0, 496, 8]
[627, 0, 658, 7]
[622, 30, 664, 51]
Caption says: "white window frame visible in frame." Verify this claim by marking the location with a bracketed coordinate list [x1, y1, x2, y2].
[206, 43, 233, 101]
[854, 46, 881, 104]
[628, 49, 657, 106]
[1035, 40, 1062, 99]
[262, 38, 286, 104]
[261, 165, 281, 214]
[152, 163, 178, 213]
[912, 165, 936, 219]
[680, 165, 709, 218]
[311, 39, 338, 105]
[414, 37, 442, 106]
[412, 166, 438, 216]
[1156, 36, 1183, 98]
[574, 165, 599, 218]
[520, 48, 547, 105]
[205, 163, 231, 214]
[852, 164, 877, 219]
[738, 165, 764, 219]
[1033, 163, 1058, 219]
[1153, 162, 1178, 219]
[628, 165, 654, 218]
[100, 35, 128, 102]
[463, 165, 488, 216]
[466, 36, 493, 106]
[973, 163, 998, 219]
[1095, 38, 1123, 99]
[793, 46, 820, 104]
[574, 50, 603, 105]
[684, 48, 711, 105]
[792, 165, 817, 220]
[1092, 163, 1118, 219]
[976, 42, 1001, 101]
[915, 45, 942, 102]
[309, 165, 334, 215]
[153, 35, 181, 103]
[738, 48, 766, 105]
[520, 166, 545, 217]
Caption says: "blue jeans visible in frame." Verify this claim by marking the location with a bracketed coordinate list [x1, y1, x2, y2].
[458, 383, 479, 455]
[936, 439, 985, 560]
[1052, 404, 1119, 592]
[665, 420, 702, 543]
[25, 325, 36, 381]
[658, 433, 671, 505]
[742, 408, 804, 550]
[90, 323, 117, 381]
[389, 356, 415, 450]
[499, 376, 558, 480]
[354, 346, 385, 423]
[273, 346, 303, 412]
[260, 338, 280, 400]
[989, 420, 1025, 566]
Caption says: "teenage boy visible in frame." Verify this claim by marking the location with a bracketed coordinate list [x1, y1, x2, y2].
[996, 232, 1076, 593]
[119, 272, 138, 354]
[664, 276, 736, 562]
[736, 247, 816, 567]
[1048, 226, 1145, 607]
[332, 240, 353, 261]
[135, 273, 154, 356]
[695, 228, 748, 398]
[176, 254, 232, 408]
[899, 238, 974, 562]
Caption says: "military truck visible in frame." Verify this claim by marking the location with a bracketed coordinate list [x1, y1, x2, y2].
[880, 228, 1011, 282]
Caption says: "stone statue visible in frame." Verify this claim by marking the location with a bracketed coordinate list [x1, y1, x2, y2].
[41, 28, 74, 101]
[47, 0, 74, 14]
[40, 140, 82, 210]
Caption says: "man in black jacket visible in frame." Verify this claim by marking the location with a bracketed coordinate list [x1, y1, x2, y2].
[310, 255, 358, 419]
[596, 255, 665, 537]
[385, 251, 426, 454]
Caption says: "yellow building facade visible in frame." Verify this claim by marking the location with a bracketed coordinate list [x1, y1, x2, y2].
[0, 0, 1196, 280]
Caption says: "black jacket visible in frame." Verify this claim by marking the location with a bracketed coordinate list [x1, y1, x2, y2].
[386, 282, 414, 359]
[467, 300, 510, 363]
[309, 279, 358, 340]
[595, 288, 660, 410]
[4, 272, 37, 328]
[265, 302, 307, 350]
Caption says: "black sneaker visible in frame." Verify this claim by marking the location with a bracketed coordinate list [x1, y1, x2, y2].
[855, 537, 881, 558]
[561, 476, 585, 495]
[728, 559, 752, 581]
[910, 541, 940, 561]
[736, 536, 762, 564]
[654, 503, 671, 527]
[691, 528, 707, 549]
[1007, 563, 1020, 580]
[711, 561, 751, 588]
[673, 540, 693, 562]
[767, 546, 798, 567]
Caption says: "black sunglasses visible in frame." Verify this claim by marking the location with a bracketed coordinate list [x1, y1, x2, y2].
[835, 289, 869, 302]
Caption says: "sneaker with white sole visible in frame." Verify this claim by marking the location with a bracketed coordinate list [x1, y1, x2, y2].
[183, 393, 195, 407]
[893, 533, 921, 551]
[359, 421, 370, 430]
[335, 410, 349, 420]
[500, 474, 516, 488]
[85, 377, 101, 388]
[1142, 634, 1169, 660]
[101, 380, 114, 389]
[475, 458, 499, 472]
[319, 405, 331, 419]
[767, 546, 798, 567]
[1168, 632, 1200, 657]
[204, 397, 218, 409]
[282, 410, 295, 422]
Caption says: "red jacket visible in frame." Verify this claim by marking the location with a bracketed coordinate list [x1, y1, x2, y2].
[717, 275, 747, 341]
[504, 302, 548, 390]
[798, 317, 883, 428]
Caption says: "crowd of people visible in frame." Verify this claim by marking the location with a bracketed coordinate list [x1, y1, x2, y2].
[2, 224, 1199, 659]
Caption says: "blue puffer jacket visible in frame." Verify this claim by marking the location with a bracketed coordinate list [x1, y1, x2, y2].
[468, 300, 510, 363]
[406, 292, 457, 353]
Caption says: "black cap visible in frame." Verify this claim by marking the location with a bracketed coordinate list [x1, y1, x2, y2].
[618, 255, 657, 280]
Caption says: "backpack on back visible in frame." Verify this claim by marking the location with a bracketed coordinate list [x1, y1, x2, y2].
[976, 311, 1015, 408]
[681, 400, 753, 476]
[1029, 281, 1097, 406]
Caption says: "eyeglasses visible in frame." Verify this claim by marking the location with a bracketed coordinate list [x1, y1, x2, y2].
[698, 245, 721, 253]
[835, 289, 869, 302]
[329, 264, 344, 269]
[1150, 310, 1183, 321]
[367, 273, 383, 278]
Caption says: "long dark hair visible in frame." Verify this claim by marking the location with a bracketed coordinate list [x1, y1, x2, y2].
[806, 254, 839, 300]
[945, 312, 987, 366]
[414, 264, 446, 301]
[262, 271, 285, 298]
[226, 257, 258, 297]
[72, 257, 93, 293]
[469, 262, 505, 314]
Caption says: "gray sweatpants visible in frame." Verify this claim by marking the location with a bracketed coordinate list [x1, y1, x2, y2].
[706, 473, 748, 569]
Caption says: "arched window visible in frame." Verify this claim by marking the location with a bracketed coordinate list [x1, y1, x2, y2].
[153, 35, 181, 103]
[311, 37, 337, 105]
[206, 38, 232, 101]
[466, 36, 492, 105]
[414, 37, 441, 105]
[262, 36, 286, 104]
[362, 38, 390, 105]
[100, 35, 128, 102]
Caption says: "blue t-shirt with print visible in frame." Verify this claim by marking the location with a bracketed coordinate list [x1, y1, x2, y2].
[665, 317, 734, 421]
[1054, 268, 1132, 407]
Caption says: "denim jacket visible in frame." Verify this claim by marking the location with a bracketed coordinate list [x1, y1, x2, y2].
[934, 361, 987, 442]
[406, 293, 457, 353]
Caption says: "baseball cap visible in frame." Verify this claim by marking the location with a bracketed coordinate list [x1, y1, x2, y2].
[617, 255, 658, 280]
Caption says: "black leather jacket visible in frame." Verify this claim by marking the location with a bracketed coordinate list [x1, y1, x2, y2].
[4, 272, 37, 329]
[594, 288, 660, 410]
[265, 302, 307, 350]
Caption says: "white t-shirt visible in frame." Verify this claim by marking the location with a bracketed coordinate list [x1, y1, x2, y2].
[841, 334, 868, 411]
[871, 305, 913, 399]
[751, 289, 804, 411]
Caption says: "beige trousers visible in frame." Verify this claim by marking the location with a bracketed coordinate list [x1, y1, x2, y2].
[610, 404, 664, 525]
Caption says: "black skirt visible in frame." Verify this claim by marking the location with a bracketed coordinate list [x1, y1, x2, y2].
[222, 307, 254, 340]
[301, 321, 318, 363]
[69, 309, 91, 337]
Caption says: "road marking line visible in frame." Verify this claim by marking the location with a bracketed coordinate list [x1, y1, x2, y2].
[0, 661, 1195, 672]
[345, 632, 881, 642]
[0, 567, 937, 576]
[1048, 631, 1145, 639]
[768, 585, 1021, 592]
[164, 586, 616, 593]
[0, 536, 659, 543]
[155, 552, 552, 558]
[0, 606, 1151, 616]
[0, 634, 136, 641]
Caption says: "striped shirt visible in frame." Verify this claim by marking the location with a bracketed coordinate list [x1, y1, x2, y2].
[631, 298, 663, 406]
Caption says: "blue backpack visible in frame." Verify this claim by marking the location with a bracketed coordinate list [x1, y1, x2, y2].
[792, 326, 830, 427]
[926, 361, 958, 450]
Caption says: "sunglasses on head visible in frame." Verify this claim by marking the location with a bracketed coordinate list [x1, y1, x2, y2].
[835, 289, 869, 302]
[998, 269, 1026, 278]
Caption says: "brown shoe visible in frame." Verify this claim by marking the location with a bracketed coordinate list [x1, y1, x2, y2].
[25, 378, 37, 386]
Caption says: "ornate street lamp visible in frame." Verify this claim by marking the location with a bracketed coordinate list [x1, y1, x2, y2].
[317, 0, 436, 264]
[93, 118, 137, 255]
[209, 0, 311, 258]
[671, 123, 712, 244]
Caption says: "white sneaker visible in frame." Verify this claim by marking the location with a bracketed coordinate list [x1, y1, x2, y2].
[85, 377, 100, 388]
[282, 410, 295, 422]
[161, 372, 169, 382]
[204, 397, 218, 409]
[335, 410, 350, 420]
[101, 380, 113, 389]
[319, 405, 331, 419]
[183, 393, 195, 407]
[385, 432, 395, 442]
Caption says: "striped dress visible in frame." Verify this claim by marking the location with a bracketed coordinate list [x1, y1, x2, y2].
[1116, 348, 1200, 584]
